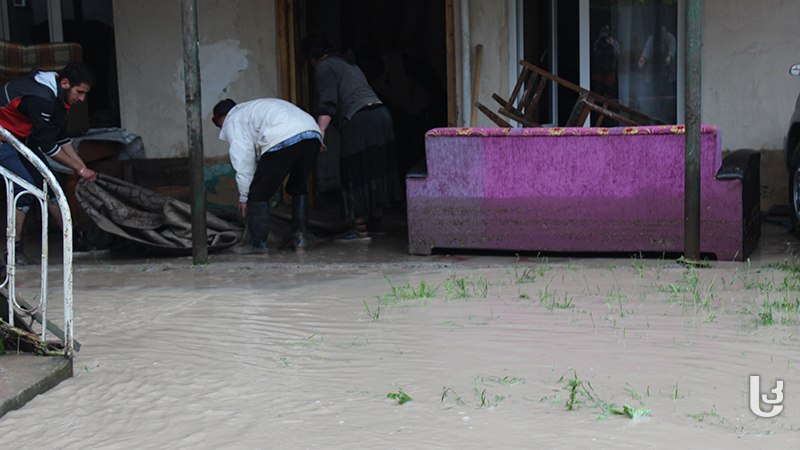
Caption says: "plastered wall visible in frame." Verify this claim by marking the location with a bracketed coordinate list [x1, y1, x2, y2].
[703, 0, 800, 152]
[466, 0, 512, 128]
[110, 0, 799, 210]
[112, 0, 278, 160]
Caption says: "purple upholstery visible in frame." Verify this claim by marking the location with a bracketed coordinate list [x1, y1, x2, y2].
[406, 125, 752, 260]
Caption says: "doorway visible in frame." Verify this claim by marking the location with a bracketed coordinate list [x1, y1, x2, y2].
[282, 0, 449, 193]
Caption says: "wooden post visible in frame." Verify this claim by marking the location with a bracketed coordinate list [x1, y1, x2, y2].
[470, 44, 482, 127]
[446, 0, 457, 127]
[684, 0, 703, 262]
[180, 0, 208, 265]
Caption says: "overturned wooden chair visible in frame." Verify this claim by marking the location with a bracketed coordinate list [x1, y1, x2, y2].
[476, 60, 664, 128]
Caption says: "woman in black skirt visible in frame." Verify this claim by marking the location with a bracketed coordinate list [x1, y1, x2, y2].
[301, 32, 402, 243]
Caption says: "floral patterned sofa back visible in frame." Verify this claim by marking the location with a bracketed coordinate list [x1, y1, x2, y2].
[0, 39, 87, 134]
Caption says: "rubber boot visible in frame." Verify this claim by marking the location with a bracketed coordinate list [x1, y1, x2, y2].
[14, 241, 31, 266]
[243, 201, 270, 254]
[291, 194, 310, 253]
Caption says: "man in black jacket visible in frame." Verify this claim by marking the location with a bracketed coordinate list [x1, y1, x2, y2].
[0, 62, 97, 264]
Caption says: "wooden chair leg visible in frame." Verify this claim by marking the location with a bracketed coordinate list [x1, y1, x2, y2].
[475, 102, 512, 127]
[566, 93, 589, 127]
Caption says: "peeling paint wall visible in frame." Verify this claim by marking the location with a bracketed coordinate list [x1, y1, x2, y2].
[109, 0, 799, 192]
[112, 0, 278, 159]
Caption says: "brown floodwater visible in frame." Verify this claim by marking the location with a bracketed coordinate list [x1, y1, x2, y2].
[0, 259, 797, 449]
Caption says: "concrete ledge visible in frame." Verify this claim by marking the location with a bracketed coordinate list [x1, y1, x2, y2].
[0, 354, 72, 418]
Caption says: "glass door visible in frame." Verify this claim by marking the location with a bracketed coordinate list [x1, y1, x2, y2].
[590, 0, 680, 124]
[516, 0, 682, 126]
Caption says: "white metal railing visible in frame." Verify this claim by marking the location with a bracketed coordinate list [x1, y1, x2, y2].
[0, 125, 73, 357]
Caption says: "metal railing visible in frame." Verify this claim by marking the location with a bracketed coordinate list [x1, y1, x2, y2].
[0, 126, 73, 357]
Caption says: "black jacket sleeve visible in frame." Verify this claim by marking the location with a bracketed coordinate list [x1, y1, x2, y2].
[17, 95, 69, 156]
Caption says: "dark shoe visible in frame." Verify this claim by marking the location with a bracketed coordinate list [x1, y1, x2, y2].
[334, 229, 371, 244]
[368, 218, 387, 236]
[291, 195, 310, 253]
[239, 242, 269, 255]
[292, 231, 308, 253]
[14, 242, 31, 266]
[73, 231, 95, 253]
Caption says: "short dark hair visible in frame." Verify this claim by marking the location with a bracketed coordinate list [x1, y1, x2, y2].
[58, 62, 95, 88]
[300, 31, 334, 62]
[212, 99, 236, 127]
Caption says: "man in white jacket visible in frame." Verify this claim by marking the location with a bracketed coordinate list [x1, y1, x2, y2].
[212, 98, 322, 254]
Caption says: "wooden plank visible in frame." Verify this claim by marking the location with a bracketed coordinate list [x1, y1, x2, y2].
[277, 0, 290, 101]
[470, 44, 483, 127]
[507, 66, 528, 108]
[446, 0, 457, 127]
[519, 60, 659, 124]
[475, 102, 512, 127]
[498, 107, 540, 127]
[491, 93, 509, 109]
[519, 72, 538, 116]
[580, 100, 640, 127]
[525, 75, 549, 122]
[2, 288, 81, 351]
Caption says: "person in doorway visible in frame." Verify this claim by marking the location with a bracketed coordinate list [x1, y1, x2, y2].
[300, 32, 402, 243]
[637, 24, 678, 123]
[591, 25, 620, 99]
[212, 98, 322, 254]
[638, 24, 677, 93]
[0, 62, 98, 265]
[355, 47, 447, 179]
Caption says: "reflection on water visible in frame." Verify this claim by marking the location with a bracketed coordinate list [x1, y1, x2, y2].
[0, 264, 797, 448]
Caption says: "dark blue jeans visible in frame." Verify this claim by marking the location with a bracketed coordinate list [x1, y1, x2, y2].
[0, 140, 60, 212]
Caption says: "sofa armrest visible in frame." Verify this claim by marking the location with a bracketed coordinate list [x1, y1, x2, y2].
[406, 159, 428, 179]
[716, 149, 759, 181]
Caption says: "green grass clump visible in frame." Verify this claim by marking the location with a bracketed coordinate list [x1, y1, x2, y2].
[387, 388, 413, 405]
[445, 274, 489, 300]
[383, 275, 439, 301]
[556, 370, 649, 420]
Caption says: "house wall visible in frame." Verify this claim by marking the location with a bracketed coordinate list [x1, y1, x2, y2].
[109, 0, 799, 209]
[703, 0, 800, 210]
[463, 0, 512, 129]
[112, 0, 278, 160]
[111, 0, 800, 155]
[704, 0, 800, 152]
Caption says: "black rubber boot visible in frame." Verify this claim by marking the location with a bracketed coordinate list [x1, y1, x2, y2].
[291, 194, 310, 253]
[243, 201, 270, 254]
[14, 241, 31, 266]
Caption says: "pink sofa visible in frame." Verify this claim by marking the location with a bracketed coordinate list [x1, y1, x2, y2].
[406, 125, 760, 261]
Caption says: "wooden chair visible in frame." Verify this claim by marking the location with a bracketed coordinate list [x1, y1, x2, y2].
[477, 60, 664, 128]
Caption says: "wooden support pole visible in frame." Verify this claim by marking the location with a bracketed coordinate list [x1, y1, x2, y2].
[180, 0, 208, 265]
[470, 44, 482, 127]
[684, 0, 703, 262]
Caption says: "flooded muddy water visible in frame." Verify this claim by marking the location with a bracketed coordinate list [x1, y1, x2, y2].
[0, 260, 798, 449]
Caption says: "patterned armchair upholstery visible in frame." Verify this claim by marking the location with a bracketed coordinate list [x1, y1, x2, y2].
[0, 39, 87, 135]
[0, 39, 83, 85]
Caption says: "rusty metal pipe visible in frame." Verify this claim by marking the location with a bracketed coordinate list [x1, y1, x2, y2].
[684, 0, 703, 262]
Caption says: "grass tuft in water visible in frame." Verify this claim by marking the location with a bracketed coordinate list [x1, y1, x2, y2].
[387, 388, 413, 405]
[383, 274, 439, 301]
